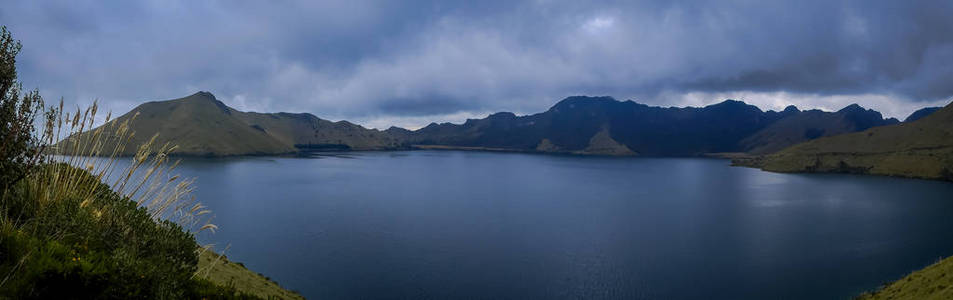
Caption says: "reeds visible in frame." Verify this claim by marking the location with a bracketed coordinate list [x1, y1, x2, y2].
[3, 99, 227, 283]
[31, 99, 217, 235]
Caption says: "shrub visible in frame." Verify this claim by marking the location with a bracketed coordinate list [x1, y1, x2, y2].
[0, 26, 44, 191]
[0, 164, 199, 298]
[0, 26, 247, 299]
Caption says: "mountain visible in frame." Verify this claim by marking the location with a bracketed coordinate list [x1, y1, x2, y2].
[59, 92, 400, 156]
[402, 97, 779, 156]
[401, 96, 899, 156]
[232, 111, 400, 151]
[735, 102, 953, 181]
[904, 106, 942, 122]
[739, 104, 899, 154]
[60, 92, 916, 157]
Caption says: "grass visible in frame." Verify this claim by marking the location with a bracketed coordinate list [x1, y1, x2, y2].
[1, 99, 300, 298]
[197, 250, 304, 300]
[858, 256, 953, 300]
[57, 92, 296, 157]
[59, 91, 402, 157]
[0, 27, 300, 298]
[735, 102, 953, 182]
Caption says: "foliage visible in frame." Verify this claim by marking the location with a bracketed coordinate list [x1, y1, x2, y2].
[857, 255, 953, 300]
[0, 26, 270, 299]
[0, 26, 44, 191]
[0, 171, 197, 297]
[737, 102, 953, 182]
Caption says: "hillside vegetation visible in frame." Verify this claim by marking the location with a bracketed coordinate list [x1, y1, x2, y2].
[60, 91, 400, 156]
[858, 256, 953, 300]
[0, 27, 299, 299]
[63, 92, 912, 157]
[740, 104, 898, 154]
[735, 102, 953, 181]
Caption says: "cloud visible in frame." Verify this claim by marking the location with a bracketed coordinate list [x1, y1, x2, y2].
[2, 0, 952, 129]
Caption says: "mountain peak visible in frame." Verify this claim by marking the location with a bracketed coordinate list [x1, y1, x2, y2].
[837, 103, 865, 113]
[386, 126, 410, 132]
[189, 91, 217, 101]
[782, 105, 800, 113]
[904, 107, 941, 122]
[705, 99, 763, 113]
[717, 99, 746, 105]
[550, 96, 618, 109]
[179, 91, 231, 115]
[488, 112, 517, 119]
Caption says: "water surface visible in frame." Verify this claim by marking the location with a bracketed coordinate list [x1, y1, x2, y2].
[155, 151, 953, 299]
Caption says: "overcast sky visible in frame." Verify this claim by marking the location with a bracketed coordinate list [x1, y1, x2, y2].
[3, 0, 953, 129]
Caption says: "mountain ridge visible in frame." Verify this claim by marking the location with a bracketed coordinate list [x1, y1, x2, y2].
[734, 101, 953, 181]
[58, 92, 401, 156]
[400, 96, 900, 156]
[60, 92, 916, 158]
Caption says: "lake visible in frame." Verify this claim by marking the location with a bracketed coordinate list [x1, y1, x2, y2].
[153, 151, 953, 299]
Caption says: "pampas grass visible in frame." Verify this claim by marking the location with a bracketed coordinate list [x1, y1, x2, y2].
[35, 99, 216, 235]
[8, 99, 227, 282]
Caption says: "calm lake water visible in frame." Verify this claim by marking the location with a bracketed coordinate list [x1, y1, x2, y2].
[145, 151, 953, 299]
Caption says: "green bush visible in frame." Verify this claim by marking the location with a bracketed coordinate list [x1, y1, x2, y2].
[0, 26, 44, 191]
[0, 164, 261, 299]
[0, 165, 194, 298]
[0, 26, 261, 299]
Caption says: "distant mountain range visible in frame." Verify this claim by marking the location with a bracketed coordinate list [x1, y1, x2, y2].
[62, 92, 939, 159]
[401, 96, 901, 156]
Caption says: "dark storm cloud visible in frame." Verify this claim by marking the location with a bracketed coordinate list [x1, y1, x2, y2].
[2, 0, 952, 128]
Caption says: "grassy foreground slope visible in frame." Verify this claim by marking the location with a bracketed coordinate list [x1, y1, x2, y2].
[0, 26, 300, 299]
[199, 251, 304, 300]
[858, 256, 953, 300]
[1, 163, 302, 299]
[734, 102, 953, 181]
[2, 163, 259, 299]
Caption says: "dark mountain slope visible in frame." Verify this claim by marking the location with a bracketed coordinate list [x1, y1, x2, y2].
[904, 106, 941, 122]
[405, 97, 782, 156]
[735, 102, 953, 181]
[740, 104, 900, 154]
[402, 96, 899, 156]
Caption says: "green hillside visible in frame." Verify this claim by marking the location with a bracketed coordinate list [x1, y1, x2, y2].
[59, 92, 399, 156]
[858, 255, 953, 300]
[740, 104, 898, 154]
[198, 251, 304, 300]
[735, 102, 953, 181]
[234, 111, 400, 151]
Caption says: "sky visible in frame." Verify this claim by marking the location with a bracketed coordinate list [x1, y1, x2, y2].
[2, 0, 953, 129]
